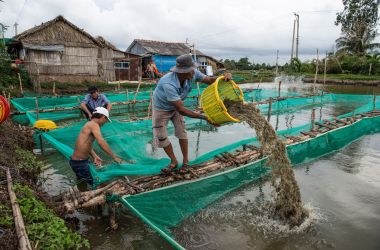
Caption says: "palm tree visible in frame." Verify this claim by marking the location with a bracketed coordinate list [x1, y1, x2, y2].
[336, 25, 380, 55]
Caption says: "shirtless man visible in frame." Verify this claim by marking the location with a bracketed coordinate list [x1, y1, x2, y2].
[69, 107, 122, 186]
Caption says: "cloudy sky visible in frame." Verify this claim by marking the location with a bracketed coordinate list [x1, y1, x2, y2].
[0, 0, 368, 64]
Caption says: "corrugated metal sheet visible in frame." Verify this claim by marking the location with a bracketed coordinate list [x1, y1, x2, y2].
[153, 55, 177, 72]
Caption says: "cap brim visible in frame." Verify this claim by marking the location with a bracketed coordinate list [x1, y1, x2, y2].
[106, 117, 112, 123]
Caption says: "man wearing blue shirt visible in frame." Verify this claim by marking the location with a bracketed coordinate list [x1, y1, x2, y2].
[81, 86, 112, 119]
[152, 54, 232, 173]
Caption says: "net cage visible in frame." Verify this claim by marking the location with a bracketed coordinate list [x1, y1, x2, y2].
[9, 86, 380, 249]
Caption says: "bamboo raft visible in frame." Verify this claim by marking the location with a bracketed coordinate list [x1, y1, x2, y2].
[60, 109, 380, 215]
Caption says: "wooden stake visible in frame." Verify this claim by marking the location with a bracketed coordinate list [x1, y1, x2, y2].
[52, 82, 56, 96]
[147, 88, 153, 118]
[6, 168, 33, 250]
[18, 73, 24, 95]
[313, 49, 319, 94]
[39, 134, 44, 154]
[133, 82, 141, 103]
[35, 97, 39, 120]
[323, 51, 327, 94]
[373, 94, 376, 111]
[311, 108, 316, 131]
[267, 97, 272, 122]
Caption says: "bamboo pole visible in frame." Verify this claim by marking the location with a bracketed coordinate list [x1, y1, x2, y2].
[313, 49, 319, 94]
[323, 51, 327, 94]
[311, 108, 316, 131]
[133, 82, 141, 103]
[147, 88, 153, 118]
[6, 168, 32, 250]
[35, 97, 39, 120]
[52, 82, 56, 96]
[267, 97, 272, 122]
[18, 73, 24, 95]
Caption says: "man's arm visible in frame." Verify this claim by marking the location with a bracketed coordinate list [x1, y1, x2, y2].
[90, 124, 122, 163]
[90, 149, 102, 166]
[106, 103, 112, 112]
[200, 72, 232, 85]
[102, 95, 112, 112]
[80, 102, 92, 118]
[170, 100, 218, 126]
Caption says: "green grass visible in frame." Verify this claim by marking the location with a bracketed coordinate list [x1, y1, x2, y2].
[303, 73, 380, 81]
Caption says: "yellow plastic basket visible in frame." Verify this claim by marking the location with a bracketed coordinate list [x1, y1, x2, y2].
[201, 76, 244, 125]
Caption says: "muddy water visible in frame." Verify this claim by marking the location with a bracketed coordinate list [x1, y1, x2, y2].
[225, 100, 307, 226]
[38, 80, 380, 249]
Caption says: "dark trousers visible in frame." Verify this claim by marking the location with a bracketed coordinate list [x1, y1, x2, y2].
[69, 158, 93, 186]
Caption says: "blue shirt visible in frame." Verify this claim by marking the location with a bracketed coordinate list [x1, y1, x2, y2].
[82, 94, 110, 110]
[153, 70, 206, 111]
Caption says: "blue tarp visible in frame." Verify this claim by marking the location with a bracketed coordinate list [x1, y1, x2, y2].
[153, 55, 177, 73]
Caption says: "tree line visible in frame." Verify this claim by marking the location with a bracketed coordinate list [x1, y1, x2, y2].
[221, 0, 380, 75]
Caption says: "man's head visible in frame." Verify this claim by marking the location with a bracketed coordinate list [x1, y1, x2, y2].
[91, 107, 111, 125]
[88, 86, 99, 99]
[171, 54, 197, 80]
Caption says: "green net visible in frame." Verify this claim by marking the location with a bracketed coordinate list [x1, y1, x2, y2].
[11, 89, 380, 249]
[119, 98, 380, 250]
[37, 93, 375, 186]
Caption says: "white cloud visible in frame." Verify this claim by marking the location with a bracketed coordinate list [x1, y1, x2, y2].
[1, 0, 376, 64]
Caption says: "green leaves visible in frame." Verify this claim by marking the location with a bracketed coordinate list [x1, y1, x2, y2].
[335, 0, 380, 55]
[14, 184, 90, 249]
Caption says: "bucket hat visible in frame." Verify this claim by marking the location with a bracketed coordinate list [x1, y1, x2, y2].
[170, 54, 198, 73]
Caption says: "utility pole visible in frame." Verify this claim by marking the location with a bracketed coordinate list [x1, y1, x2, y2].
[14, 22, 18, 36]
[275, 49, 279, 76]
[295, 14, 299, 58]
[290, 17, 296, 62]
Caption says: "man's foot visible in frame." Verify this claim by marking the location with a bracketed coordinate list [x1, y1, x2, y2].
[178, 163, 191, 174]
[161, 163, 178, 174]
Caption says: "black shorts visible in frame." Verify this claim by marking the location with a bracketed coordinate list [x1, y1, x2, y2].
[69, 158, 93, 186]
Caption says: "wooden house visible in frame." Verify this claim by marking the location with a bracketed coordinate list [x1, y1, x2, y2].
[10, 15, 140, 85]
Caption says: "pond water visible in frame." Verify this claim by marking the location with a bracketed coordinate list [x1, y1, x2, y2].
[38, 80, 380, 250]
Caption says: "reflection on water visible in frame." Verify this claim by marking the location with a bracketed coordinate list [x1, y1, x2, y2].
[38, 81, 380, 250]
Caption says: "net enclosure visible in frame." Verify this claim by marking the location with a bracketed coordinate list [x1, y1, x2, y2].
[10, 89, 380, 249]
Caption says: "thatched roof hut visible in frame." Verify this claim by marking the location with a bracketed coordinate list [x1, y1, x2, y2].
[11, 15, 136, 85]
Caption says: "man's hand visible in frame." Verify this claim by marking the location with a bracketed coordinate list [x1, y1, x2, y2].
[93, 156, 103, 166]
[224, 72, 232, 81]
[201, 115, 219, 127]
[114, 157, 123, 164]
[88, 113, 92, 119]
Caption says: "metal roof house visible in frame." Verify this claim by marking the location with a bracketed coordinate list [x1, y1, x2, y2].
[126, 39, 224, 74]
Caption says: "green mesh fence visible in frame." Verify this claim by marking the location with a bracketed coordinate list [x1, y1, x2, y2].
[38, 93, 374, 186]
[119, 99, 380, 250]
[11, 89, 302, 126]
[10, 90, 380, 249]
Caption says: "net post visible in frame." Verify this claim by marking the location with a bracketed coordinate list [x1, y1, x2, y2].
[35, 97, 39, 120]
[311, 108, 316, 131]
[278, 81, 282, 97]
[18, 73, 24, 95]
[373, 94, 376, 111]
[267, 97, 272, 122]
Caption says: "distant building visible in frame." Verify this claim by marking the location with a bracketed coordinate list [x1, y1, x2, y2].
[126, 39, 224, 75]
[8, 15, 141, 85]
